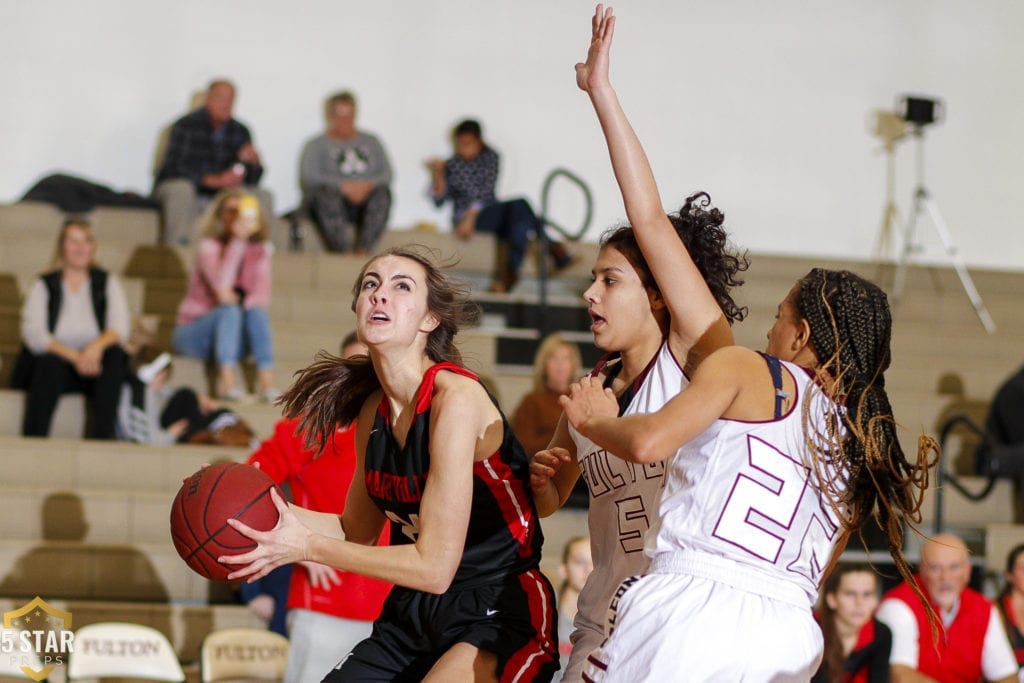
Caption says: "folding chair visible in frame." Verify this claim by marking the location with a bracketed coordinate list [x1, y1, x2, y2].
[200, 628, 289, 683]
[67, 622, 184, 682]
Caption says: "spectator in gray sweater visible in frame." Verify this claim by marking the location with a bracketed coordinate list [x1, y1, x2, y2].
[299, 91, 393, 254]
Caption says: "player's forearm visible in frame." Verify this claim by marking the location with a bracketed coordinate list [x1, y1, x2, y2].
[308, 533, 458, 594]
[534, 482, 563, 517]
[589, 84, 666, 229]
[578, 414, 667, 464]
[290, 505, 344, 540]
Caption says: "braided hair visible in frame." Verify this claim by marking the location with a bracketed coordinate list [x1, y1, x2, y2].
[279, 245, 481, 454]
[795, 268, 938, 594]
[601, 191, 749, 325]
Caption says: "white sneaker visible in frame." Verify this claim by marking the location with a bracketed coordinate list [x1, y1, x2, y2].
[221, 387, 246, 402]
[137, 352, 172, 384]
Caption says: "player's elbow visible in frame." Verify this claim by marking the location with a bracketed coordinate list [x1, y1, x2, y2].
[411, 547, 460, 594]
[628, 431, 671, 464]
[418, 564, 458, 594]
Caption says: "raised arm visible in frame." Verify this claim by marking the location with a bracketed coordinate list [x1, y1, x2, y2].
[578, 5, 728, 354]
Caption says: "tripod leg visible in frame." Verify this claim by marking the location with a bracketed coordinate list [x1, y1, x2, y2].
[874, 202, 903, 286]
[892, 189, 923, 301]
[919, 195, 997, 333]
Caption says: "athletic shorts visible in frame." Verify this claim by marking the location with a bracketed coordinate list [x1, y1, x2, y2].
[582, 552, 822, 682]
[324, 567, 559, 682]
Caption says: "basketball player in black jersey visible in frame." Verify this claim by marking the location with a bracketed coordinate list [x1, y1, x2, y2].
[222, 246, 558, 682]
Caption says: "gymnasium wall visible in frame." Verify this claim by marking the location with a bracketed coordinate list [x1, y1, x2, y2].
[3, 0, 1022, 269]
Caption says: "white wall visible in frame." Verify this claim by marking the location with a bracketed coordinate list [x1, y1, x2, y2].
[2, 0, 1022, 269]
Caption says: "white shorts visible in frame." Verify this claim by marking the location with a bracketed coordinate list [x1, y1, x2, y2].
[284, 608, 374, 683]
[582, 552, 822, 683]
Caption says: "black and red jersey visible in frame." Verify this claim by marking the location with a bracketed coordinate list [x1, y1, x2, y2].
[364, 361, 544, 590]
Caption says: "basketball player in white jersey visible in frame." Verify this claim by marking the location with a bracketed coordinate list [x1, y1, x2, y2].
[557, 7, 938, 680]
[529, 9, 749, 682]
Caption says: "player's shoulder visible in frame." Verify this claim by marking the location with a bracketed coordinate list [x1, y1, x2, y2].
[432, 369, 496, 415]
[702, 345, 764, 370]
[433, 368, 487, 400]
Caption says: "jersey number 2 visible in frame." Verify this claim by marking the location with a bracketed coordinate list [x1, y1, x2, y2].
[712, 436, 807, 564]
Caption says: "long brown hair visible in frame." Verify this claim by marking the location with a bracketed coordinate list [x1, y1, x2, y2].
[279, 246, 481, 453]
[817, 563, 878, 683]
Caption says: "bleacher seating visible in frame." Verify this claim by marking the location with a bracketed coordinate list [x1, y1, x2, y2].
[1, 200, 1022, 674]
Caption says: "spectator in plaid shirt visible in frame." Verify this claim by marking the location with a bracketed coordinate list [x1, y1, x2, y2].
[154, 80, 274, 245]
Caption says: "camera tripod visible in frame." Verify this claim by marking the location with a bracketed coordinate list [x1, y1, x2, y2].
[890, 127, 996, 333]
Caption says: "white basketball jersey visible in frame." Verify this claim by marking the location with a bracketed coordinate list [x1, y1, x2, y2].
[647, 357, 847, 606]
[569, 341, 684, 635]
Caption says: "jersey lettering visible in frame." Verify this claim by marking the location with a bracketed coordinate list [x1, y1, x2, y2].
[384, 510, 421, 542]
[615, 495, 649, 554]
[786, 500, 839, 584]
[579, 449, 664, 498]
[712, 435, 808, 563]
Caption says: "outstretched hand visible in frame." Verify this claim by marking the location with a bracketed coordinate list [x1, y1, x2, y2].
[559, 376, 618, 432]
[220, 487, 312, 582]
[575, 4, 615, 93]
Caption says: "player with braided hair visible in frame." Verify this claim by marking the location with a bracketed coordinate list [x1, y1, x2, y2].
[529, 8, 748, 680]
[557, 6, 937, 681]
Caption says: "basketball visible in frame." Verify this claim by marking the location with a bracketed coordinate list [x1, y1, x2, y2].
[170, 462, 282, 582]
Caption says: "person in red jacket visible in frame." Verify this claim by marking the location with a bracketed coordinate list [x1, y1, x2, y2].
[247, 331, 392, 683]
[876, 534, 1017, 683]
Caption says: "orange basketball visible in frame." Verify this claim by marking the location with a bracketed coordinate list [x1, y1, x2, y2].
[170, 462, 281, 582]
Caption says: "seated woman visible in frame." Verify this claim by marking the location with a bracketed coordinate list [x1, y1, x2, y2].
[15, 219, 130, 438]
[171, 189, 277, 401]
[427, 119, 575, 293]
[813, 563, 892, 683]
[512, 333, 583, 458]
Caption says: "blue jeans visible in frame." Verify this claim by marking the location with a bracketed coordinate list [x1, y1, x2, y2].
[172, 305, 274, 370]
[475, 198, 537, 276]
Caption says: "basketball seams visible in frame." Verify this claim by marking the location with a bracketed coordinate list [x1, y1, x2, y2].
[170, 463, 281, 581]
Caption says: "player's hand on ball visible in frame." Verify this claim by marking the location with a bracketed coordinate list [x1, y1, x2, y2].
[559, 376, 617, 432]
[529, 448, 572, 496]
[221, 488, 311, 581]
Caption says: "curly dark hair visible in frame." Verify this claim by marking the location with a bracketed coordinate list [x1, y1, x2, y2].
[600, 191, 748, 324]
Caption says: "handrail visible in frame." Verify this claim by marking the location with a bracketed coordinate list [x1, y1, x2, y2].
[536, 168, 594, 336]
[934, 412, 998, 533]
[539, 168, 594, 242]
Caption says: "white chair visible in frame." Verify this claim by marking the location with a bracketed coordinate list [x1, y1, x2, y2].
[68, 622, 184, 682]
[201, 628, 289, 683]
